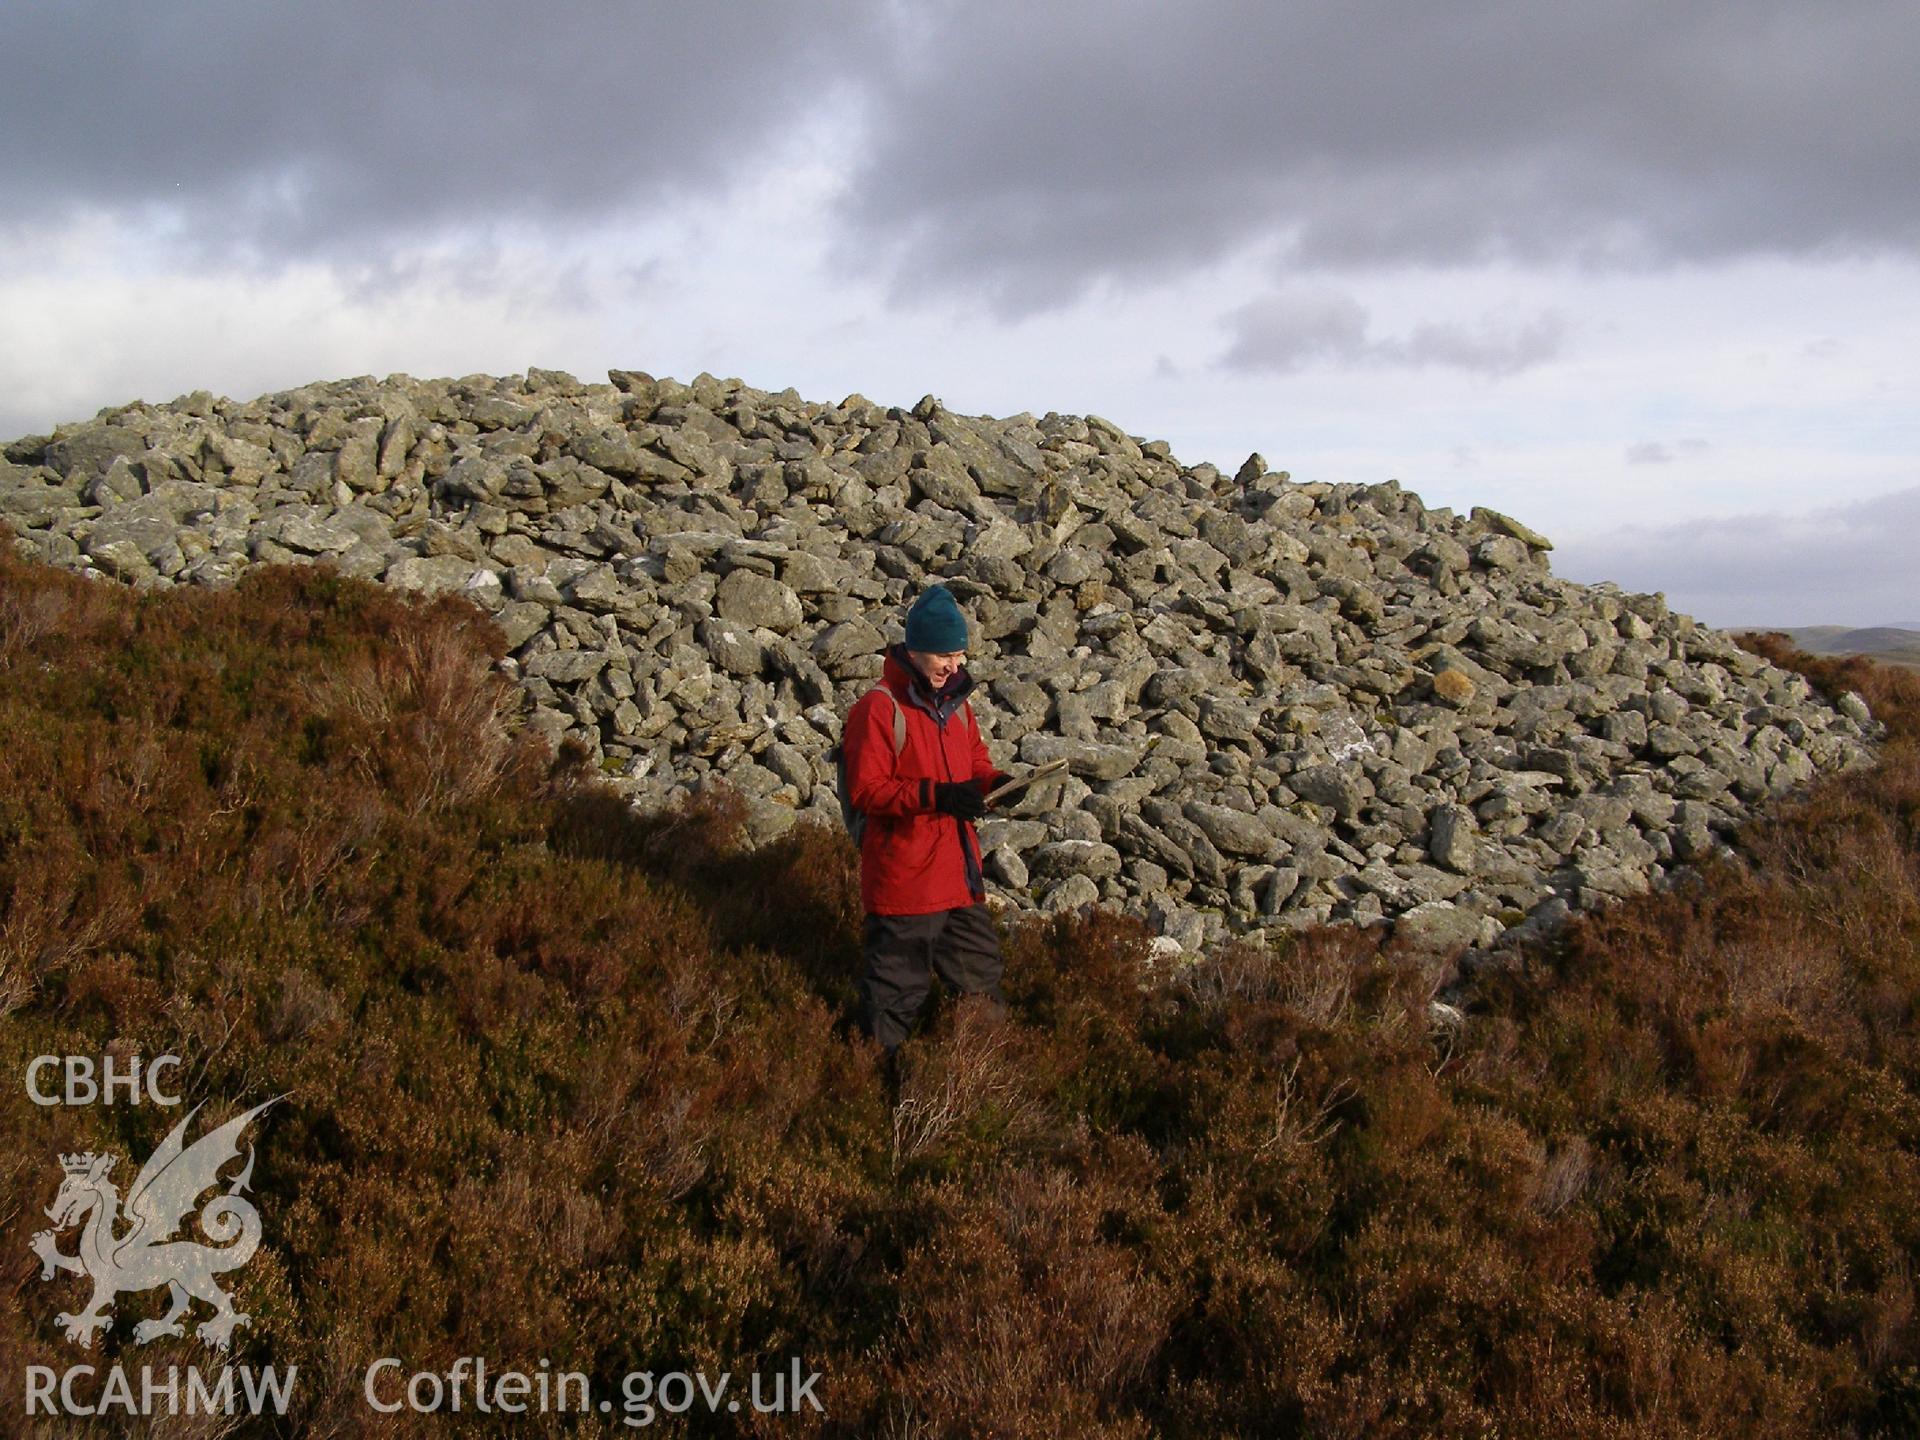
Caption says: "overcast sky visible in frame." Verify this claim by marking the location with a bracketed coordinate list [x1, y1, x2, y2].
[2, 1, 1914, 627]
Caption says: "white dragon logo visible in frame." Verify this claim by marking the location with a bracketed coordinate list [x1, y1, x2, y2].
[30, 1097, 282, 1350]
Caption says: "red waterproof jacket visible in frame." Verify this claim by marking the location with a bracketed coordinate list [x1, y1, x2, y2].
[845, 645, 1008, 916]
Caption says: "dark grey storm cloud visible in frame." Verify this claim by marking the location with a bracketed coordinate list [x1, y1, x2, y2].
[1220, 289, 1566, 375]
[840, 0, 1920, 305]
[1552, 485, 1920, 628]
[0, 1, 886, 257]
[11, 2, 1918, 303]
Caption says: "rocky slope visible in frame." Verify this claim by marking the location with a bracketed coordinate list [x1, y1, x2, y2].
[0, 368, 1881, 955]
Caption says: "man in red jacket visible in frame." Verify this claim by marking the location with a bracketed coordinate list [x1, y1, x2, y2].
[843, 584, 1013, 1056]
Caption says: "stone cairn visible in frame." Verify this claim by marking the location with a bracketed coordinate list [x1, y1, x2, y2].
[1, 369, 1881, 958]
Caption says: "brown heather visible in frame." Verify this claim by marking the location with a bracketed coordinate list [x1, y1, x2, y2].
[2, 534, 1917, 1437]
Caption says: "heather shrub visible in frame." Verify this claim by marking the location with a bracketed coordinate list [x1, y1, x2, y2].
[881, 1163, 1174, 1439]
[300, 614, 532, 818]
[890, 999, 1051, 1173]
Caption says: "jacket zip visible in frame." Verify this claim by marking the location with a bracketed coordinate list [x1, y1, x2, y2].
[898, 658, 986, 903]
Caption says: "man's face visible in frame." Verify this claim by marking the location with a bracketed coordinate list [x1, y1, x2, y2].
[908, 649, 966, 687]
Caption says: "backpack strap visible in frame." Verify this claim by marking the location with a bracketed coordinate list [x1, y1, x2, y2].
[828, 687, 907, 762]
[866, 686, 907, 756]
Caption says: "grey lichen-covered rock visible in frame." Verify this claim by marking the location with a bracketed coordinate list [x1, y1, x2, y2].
[1018, 734, 1148, 782]
[1030, 839, 1124, 883]
[715, 569, 804, 632]
[256, 506, 362, 555]
[47, 425, 148, 481]
[1394, 900, 1492, 958]
[384, 554, 498, 596]
[84, 500, 187, 567]
[1288, 764, 1368, 821]
[699, 616, 766, 676]
[1183, 801, 1286, 862]
[6, 366, 1882, 958]
[1427, 805, 1480, 875]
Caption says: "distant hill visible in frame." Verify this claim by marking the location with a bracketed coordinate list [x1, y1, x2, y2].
[1761, 625, 1920, 671]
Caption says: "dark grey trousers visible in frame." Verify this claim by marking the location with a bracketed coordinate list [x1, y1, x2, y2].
[860, 903, 1006, 1054]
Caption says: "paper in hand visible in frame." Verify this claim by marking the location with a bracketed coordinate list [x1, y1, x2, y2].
[986, 758, 1071, 807]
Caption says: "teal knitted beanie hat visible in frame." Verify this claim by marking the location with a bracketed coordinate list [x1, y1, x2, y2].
[904, 584, 969, 652]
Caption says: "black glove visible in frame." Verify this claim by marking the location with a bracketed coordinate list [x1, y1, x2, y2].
[933, 780, 988, 821]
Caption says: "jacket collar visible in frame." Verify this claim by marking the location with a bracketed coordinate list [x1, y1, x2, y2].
[884, 642, 975, 723]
